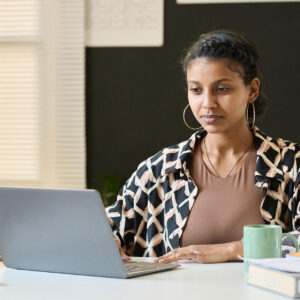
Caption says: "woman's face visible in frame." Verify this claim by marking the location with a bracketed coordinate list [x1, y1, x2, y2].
[186, 57, 259, 134]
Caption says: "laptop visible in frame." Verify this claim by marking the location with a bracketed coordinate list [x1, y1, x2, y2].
[0, 186, 178, 278]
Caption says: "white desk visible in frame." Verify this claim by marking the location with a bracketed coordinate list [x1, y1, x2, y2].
[0, 261, 287, 300]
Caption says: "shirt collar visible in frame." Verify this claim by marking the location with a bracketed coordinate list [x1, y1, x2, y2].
[162, 126, 284, 182]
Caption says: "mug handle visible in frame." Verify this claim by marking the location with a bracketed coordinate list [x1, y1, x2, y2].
[282, 233, 299, 252]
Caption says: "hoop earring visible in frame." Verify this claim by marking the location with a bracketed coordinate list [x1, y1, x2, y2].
[183, 104, 202, 130]
[246, 102, 255, 130]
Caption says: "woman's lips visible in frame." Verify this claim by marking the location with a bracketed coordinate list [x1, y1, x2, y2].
[201, 115, 223, 124]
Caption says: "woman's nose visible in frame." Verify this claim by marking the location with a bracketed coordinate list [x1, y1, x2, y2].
[202, 90, 217, 109]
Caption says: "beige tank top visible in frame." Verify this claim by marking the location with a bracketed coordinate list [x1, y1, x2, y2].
[180, 142, 265, 247]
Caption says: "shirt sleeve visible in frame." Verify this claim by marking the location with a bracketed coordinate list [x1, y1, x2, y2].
[282, 145, 300, 256]
[105, 170, 137, 256]
[105, 158, 151, 256]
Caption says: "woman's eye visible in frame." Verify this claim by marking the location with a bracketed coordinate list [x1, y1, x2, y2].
[217, 87, 230, 92]
[189, 88, 201, 94]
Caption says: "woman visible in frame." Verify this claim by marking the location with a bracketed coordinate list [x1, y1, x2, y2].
[106, 29, 300, 263]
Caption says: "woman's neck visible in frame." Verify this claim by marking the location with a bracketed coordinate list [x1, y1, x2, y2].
[204, 124, 254, 157]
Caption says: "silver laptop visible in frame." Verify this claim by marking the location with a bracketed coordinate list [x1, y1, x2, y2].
[0, 186, 178, 278]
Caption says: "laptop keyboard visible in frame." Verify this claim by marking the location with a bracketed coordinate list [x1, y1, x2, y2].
[124, 261, 173, 274]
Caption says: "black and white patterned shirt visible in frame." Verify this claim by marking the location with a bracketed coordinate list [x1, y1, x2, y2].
[106, 126, 300, 257]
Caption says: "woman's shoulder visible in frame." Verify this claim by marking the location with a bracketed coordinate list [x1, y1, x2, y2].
[275, 137, 300, 155]
[255, 127, 299, 152]
[275, 137, 299, 170]
[254, 127, 299, 172]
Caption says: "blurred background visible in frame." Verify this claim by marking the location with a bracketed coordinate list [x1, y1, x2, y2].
[1, 0, 300, 206]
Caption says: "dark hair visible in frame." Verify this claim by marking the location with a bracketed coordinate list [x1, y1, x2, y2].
[182, 29, 267, 117]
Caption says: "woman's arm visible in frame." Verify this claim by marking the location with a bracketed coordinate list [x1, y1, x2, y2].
[156, 241, 243, 263]
[282, 146, 300, 256]
[105, 171, 137, 256]
[105, 158, 151, 257]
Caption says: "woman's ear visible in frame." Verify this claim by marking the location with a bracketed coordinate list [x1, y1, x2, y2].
[248, 77, 260, 103]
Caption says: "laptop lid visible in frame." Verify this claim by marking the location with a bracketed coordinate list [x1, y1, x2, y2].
[0, 186, 128, 278]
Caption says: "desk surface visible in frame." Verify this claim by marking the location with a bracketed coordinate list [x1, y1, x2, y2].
[0, 261, 287, 300]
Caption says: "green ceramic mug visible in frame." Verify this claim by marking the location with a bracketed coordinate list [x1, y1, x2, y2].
[243, 225, 299, 269]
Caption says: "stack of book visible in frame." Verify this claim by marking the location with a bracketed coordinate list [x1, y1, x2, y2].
[246, 254, 300, 298]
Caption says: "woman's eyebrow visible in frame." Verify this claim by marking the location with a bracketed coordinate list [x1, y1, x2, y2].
[187, 80, 200, 84]
[187, 78, 233, 84]
[215, 78, 232, 83]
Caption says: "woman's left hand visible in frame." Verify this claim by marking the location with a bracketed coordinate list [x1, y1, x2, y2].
[155, 241, 243, 264]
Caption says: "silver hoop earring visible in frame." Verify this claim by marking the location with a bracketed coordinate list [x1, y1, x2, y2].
[246, 102, 255, 130]
[183, 104, 202, 130]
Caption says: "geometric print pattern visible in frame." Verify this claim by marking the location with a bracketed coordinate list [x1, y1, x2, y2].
[282, 231, 300, 257]
[106, 126, 300, 257]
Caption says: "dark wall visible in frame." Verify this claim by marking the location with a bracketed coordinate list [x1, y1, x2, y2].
[86, 0, 300, 189]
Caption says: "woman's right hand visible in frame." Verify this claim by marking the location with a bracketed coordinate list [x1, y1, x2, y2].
[119, 248, 131, 261]
[114, 236, 131, 261]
